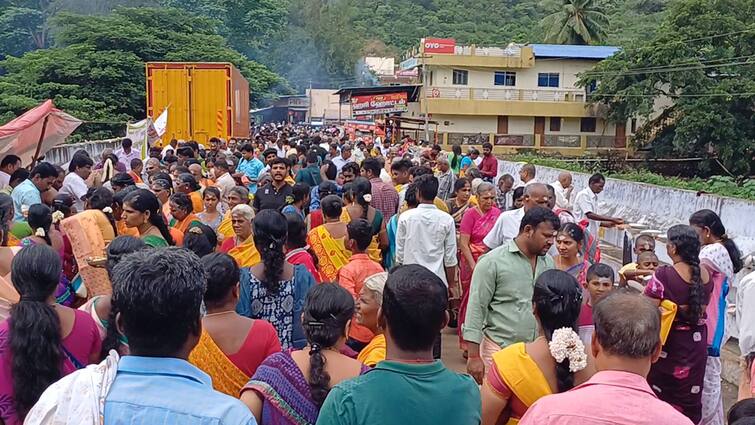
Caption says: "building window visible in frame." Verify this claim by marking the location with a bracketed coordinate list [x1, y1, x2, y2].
[586, 80, 598, 94]
[631, 118, 637, 133]
[537, 73, 560, 88]
[580, 117, 597, 133]
[550, 117, 561, 132]
[452, 69, 468, 85]
[494, 71, 516, 86]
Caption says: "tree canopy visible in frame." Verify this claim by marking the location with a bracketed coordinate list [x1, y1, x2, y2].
[580, 0, 754, 176]
[0, 7, 284, 140]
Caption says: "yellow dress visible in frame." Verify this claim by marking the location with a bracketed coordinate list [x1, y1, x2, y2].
[490, 342, 553, 425]
[189, 330, 249, 397]
[308, 226, 351, 282]
[357, 334, 386, 367]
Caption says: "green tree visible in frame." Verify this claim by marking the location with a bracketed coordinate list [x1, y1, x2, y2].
[580, 0, 754, 176]
[0, 7, 285, 140]
[541, 0, 609, 45]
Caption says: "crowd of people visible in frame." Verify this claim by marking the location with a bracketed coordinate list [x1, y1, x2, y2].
[0, 122, 751, 425]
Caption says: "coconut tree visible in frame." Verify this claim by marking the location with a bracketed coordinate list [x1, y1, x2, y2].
[541, 0, 609, 45]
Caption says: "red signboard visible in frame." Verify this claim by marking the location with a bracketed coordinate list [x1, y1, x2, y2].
[350, 92, 408, 116]
[423, 37, 456, 54]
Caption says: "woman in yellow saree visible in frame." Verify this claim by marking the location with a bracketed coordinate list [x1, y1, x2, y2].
[307, 195, 350, 282]
[189, 253, 281, 396]
[219, 204, 260, 267]
[217, 186, 250, 240]
[481, 270, 594, 425]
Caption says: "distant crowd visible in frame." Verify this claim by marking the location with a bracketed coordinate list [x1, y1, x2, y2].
[0, 122, 751, 425]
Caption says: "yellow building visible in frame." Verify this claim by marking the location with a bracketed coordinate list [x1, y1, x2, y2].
[399, 40, 629, 155]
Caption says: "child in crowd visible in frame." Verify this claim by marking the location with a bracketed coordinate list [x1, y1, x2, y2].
[620, 250, 660, 291]
[336, 218, 385, 352]
[577, 263, 616, 346]
[618, 234, 656, 283]
[511, 186, 525, 210]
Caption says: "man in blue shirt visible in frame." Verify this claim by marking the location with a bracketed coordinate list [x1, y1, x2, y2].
[11, 162, 57, 221]
[234, 143, 264, 194]
[103, 248, 256, 425]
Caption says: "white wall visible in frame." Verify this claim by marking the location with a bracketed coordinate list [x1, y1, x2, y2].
[497, 160, 755, 259]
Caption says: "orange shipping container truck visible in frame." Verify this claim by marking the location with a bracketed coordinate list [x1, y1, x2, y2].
[146, 62, 250, 145]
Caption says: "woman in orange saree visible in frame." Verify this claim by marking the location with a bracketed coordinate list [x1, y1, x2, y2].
[189, 254, 281, 397]
[308, 195, 350, 282]
[219, 204, 260, 268]
[168, 193, 202, 246]
[217, 186, 250, 241]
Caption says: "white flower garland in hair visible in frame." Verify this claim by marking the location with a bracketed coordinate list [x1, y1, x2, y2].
[51, 210, 65, 224]
[548, 327, 587, 372]
[363, 194, 372, 203]
[35, 227, 46, 237]
[102, 207, 113, 214]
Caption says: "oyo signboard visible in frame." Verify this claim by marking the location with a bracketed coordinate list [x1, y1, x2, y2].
[423, 37, 456, 54]
[351, 92, 408, 116]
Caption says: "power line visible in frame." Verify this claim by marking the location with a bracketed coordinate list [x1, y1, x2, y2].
[535, 27, 755, 62]
[582, 59, 755, 77]
[581, 54, 755, 75]
[588, 91, 755, 98]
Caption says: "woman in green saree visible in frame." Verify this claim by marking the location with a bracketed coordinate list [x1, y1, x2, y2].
[121, 189, 174, 248]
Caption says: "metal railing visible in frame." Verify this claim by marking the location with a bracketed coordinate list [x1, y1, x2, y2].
[427, 86, 586, 102]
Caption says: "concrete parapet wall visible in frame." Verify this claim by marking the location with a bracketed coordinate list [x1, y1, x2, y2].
[497, 160, 755, 258]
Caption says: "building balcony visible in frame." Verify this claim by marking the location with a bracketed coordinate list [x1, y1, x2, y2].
[420, 86, 591, 117]
[401, 44, 534, 69]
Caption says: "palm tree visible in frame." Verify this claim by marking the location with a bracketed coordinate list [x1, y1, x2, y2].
[541, 0, 609, 45]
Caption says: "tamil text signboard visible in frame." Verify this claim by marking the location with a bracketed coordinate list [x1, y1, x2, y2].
[351, 93, 408, 116]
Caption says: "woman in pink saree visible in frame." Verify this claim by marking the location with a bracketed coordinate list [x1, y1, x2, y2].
[457, 181, 501, 350]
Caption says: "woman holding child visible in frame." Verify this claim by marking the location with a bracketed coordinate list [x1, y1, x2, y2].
[644, 224, 713, 424]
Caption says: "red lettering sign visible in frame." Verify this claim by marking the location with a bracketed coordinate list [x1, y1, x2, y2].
[350, 93, 408, 116]
[423, 37, 456, 54]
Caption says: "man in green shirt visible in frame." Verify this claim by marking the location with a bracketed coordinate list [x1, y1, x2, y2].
[316, 264, 481, 425]
[463, 206, 560, 384]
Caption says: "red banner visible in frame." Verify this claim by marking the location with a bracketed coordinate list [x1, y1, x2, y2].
[350, 92, 408, 116]
[423, 37, 456, 54]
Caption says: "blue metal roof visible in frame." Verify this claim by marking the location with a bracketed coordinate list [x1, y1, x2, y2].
[531, 44, 619, 60]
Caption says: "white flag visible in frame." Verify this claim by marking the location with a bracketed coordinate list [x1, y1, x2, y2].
[153, 108, 168, 138]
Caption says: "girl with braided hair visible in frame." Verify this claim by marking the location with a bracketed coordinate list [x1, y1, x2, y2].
[240, 283, 369, 425]
[236, 210, 316, 350]
[481, 269, 593, 425]
[644, 224, 713, 424]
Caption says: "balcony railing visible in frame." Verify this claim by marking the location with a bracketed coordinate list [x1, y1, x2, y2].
[452, 45, 522, 57]
[426, 86, 586, 103]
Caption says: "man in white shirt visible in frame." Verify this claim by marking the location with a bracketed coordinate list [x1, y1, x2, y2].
[517, 163, 537, 188]
[484, 183, 551, 250]
[573, 173, 623, 237]
[551, 171, 574, 210]
[331, 144, 354, 174]
[59, 152, 93, 212]
[115, 138, 141, 171]
[0, 155, 21, 191]
[161, 139, 178, 157]
[396, 174, 457, 288]
[212, 159, 237, 203]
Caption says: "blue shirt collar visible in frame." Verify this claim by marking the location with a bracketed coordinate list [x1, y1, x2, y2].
[117, 356, 212, 387]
